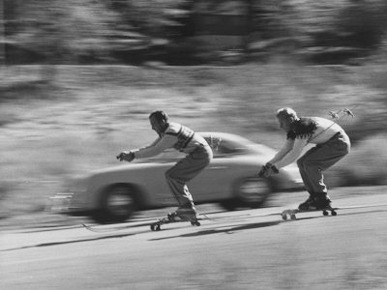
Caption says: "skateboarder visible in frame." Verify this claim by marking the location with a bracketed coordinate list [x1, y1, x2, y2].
[117, 111, 213, 219]
[259, 107, 351, 210]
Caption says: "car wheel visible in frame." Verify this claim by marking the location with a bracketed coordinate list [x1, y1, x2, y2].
[236, 177, 272, 209]
[93, 184, 138, 224]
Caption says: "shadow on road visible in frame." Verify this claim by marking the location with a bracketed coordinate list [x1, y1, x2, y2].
[4, 207, 386, 252]
[2, 220, 281, 251]
[149, 220, 281, 241]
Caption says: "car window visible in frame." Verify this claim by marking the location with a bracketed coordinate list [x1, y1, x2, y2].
[210, 139, 248, 158]
[201, 134, 254, 158]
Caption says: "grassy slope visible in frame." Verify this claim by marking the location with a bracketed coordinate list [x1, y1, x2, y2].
[0, 61, 387, 217]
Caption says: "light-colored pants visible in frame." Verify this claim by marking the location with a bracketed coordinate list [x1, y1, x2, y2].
[297, 132, 350, 197]
[165, 145, 213, 206]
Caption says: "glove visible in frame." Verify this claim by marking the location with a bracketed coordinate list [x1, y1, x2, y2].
[116, 151, 135, 162]
[258, 163, 279, 178]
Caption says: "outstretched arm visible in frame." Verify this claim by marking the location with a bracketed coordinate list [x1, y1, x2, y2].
[273, 138, 308, 169]
[117, 134, 176, 162]
[131, 134, 175, 159]
[268, 139, 294, 164]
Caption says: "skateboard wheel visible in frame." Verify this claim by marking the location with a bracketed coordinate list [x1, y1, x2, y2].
[290, 214, 296, 220]
[281, 214, 288, 221]
[151, 224, 161, 231]
[323, 210, 329, 216]
[167, 213, 176, 221]
[331, 210, 337, 216]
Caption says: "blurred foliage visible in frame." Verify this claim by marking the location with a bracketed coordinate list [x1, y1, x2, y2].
[3, 0, 193, 64]
[2, 0, 387, 64]
[249, 0, 387, 63]
[327, 134, 387, 187]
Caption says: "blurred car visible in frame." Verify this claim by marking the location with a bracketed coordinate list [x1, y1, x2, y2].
[51, 132, 303, 223]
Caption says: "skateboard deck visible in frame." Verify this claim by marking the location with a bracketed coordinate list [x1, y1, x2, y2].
[281, 206, 338, 221]
[281, 202, 387, 221]
[150, 212, 202, 231]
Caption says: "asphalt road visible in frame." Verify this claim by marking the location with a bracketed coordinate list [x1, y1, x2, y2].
[1, 191, 387, 290]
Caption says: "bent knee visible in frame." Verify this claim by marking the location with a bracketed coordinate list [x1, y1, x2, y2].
[165, 168, 173, 180]
[297, 158, 305, 168]
[165, 167, 180, 181]
[297, 157, 316, 170]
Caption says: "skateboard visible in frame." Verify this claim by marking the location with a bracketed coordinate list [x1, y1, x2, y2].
[281, 206, 338, 221]
[150, 212, 202, 231]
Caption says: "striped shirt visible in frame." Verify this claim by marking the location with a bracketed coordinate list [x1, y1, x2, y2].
[132, 122, 209, 159]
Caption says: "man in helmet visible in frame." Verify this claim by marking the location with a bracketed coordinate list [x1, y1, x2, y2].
[117, 111, 213, 219]
[259, 107, 351, 210]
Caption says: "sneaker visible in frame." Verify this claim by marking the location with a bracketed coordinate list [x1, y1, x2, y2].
[313, 195, 332, 210]
[176, 205, 197, 219]
[298, 195, 315, 211]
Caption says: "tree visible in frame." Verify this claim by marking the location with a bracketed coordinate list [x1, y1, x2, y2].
[6, 0, 124, 63]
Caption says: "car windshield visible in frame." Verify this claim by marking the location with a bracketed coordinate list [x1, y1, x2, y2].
[205, 134, 276, 158]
